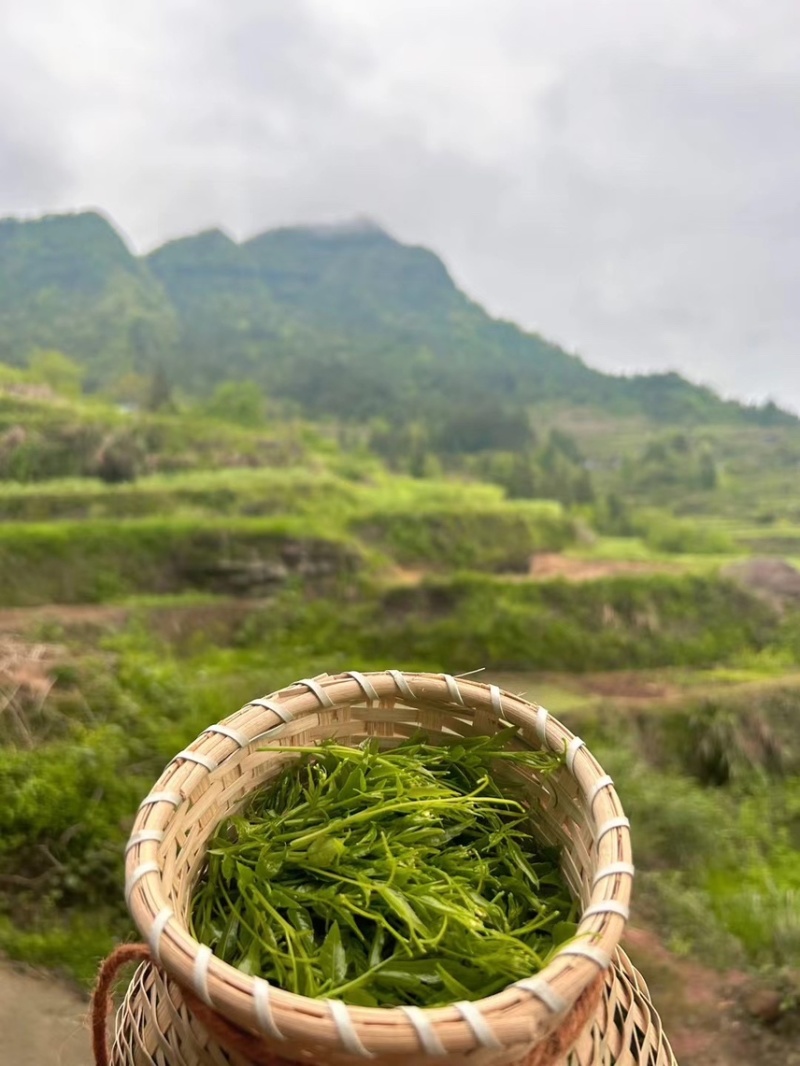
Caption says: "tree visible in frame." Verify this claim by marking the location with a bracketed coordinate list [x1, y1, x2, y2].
[432, 403, 533, 454]
[27, 349, 84, 398]
[505, 453, 540, 499]
[547, 428, 582, 462]
[698, 448, 718, 490]
[571, 469, 595, 505]
[205, 381, 264, 427]
[146, 366, 175, 412]
[596, 493, 635, 536]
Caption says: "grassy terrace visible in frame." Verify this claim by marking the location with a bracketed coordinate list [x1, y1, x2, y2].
[0, 399, 798, 1024]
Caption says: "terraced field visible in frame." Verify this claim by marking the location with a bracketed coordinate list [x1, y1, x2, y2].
[1, 406, 799, 1064]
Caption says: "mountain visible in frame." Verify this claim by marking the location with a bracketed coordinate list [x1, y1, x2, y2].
[0, 209, 792, 427]
[0, 212, 177, 386]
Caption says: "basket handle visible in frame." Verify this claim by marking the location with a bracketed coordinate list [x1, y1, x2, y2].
[92, 944, 604, 1066]
[91, 944, 151, 1066]
[92, 944, 293, 1066]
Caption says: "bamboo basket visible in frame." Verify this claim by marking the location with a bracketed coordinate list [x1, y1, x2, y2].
[114, 670, 677, 1066]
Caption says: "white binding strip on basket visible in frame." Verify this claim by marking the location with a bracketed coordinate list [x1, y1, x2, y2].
[205, 723, 249, 748]
[513, 976, 568, 1014]
[399, 1005, 447, 1056]
[536, 705, 550, 746]
[454, 1000, 503, 1050]
[248, 698, 295, 723]
[295, 677, 335, 707]
[595, 816, 631, 847]
[388, 669, 416, 701]
[125, 861, 159, 907]
[124, 829, 165, 855]
[592, 861, 635, 887]
[147, 906, 174, 965]
[566, 736, 585, 773]
[174, 749, 218, 772]
[443, 673, 465, 705]
[582, 900, 631, 921]
[587, 774, 615, 808]
[326, 1000, 375, 1059]
[559, 942, 611, 969]
[346, 670, 379, 702]
[489, 684, 503, 717]
[253, 978, 285, 1042]
[138, 790, 182, 810]
[194, 944, 213, 1006]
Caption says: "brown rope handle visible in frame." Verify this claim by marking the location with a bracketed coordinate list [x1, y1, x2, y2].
[92, 944, 604, 1066]
[91, 944, 151, 1066]
[523, 974, 604, 1066]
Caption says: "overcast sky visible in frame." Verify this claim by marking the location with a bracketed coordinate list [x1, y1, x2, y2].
[2, 0, 799, 411]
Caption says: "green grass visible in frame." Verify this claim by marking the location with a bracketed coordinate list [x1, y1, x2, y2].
[0, 516, 357, 605]
[2, 633, 799, 986]
[0, 913, 119, 986]
[0, 466, 358, 521]
[354, 503, 574, 573]
[571, 534, 745, 573]
[0, 538, 797, 984]
[0, 464, 564, 528]
[233, 571, 789, 675]
[2, 396, 800, 987]
[0, 472, 581, 603]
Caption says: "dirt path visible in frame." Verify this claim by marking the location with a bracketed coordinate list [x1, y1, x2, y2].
[391, 554, 681, 586]
[0, 961, 90, 1066]
[0, 603, 129, 634]
[624, 927, 800, 1066]
[0, 599, 262, 647]
[528, 552, 680, 582]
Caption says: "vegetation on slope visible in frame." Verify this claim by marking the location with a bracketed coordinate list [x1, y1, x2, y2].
[1, 210, 792, 430]
[1, 630, 799, 987]
[0, 208, 799, 1031]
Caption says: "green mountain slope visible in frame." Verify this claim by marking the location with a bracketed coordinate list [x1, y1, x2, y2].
[0, 210, 791, 427]
[146, 228, 292, 394]
[0, 212, 177, 385]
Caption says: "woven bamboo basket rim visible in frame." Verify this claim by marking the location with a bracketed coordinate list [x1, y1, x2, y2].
[124, 669, 634, 1060]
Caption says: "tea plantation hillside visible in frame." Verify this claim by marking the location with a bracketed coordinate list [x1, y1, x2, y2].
[0, 213, 799, 1061]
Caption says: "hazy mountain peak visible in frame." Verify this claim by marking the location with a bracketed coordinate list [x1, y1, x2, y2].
[147, 227, 245, 269]
[296, 217, 389, 239]
[155, 226, 237, 249]
[0, 208, 130, 252]
[0, 206, 794, 427]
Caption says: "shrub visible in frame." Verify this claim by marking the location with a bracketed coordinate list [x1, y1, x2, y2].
[640, 515, 734, 554]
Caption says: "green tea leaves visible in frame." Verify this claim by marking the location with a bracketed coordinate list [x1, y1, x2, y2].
[191, 734, 574, 1007]
[320, 922, 348, 984]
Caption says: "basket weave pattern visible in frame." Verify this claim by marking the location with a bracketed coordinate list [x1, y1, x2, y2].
[112, 947, 673, 1066]
[118, 670, 676, 1066]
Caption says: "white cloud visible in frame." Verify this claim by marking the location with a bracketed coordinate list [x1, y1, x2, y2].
[1, 0, 800, 409]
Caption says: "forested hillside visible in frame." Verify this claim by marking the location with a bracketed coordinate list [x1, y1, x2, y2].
[0, 211, 791, 429]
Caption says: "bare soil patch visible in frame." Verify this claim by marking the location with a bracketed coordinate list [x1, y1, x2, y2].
[529, 553, 679, 582]
[625, 926, 800, 1066]
[0, 960, 89, 1066]
[723, 557, 800, 609]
